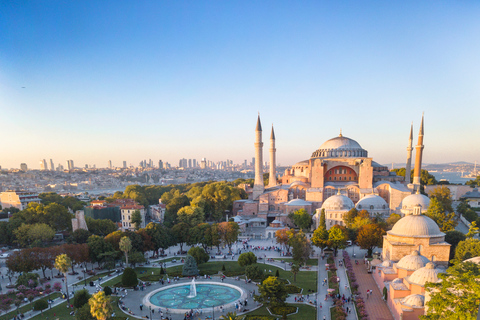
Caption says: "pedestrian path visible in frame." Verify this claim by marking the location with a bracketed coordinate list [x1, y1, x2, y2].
[350, 253, 393, 320]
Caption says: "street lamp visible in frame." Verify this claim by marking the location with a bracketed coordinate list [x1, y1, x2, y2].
[149, 306, 152, 319]
[83, 268, 87, 286]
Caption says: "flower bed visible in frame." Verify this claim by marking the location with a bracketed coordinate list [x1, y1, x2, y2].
[342, 251, 368, 320]
[268, 305, 297, 316]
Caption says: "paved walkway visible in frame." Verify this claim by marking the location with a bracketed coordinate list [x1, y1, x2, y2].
[346, 247, 393, 320]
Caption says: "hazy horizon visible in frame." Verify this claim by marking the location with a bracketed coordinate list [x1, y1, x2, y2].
[2, 1, 479, 169]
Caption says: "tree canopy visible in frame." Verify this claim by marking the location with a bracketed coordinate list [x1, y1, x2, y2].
[288, 209, 312, 230]
[453, 238, 480, 264]
[255, 276, 287, 308]
[356, 224, 385, 257]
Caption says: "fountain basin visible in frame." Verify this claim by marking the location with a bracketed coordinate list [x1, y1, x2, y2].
[143, 281, 246, 314]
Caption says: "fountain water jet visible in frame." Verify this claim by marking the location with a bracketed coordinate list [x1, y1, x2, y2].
[187, 279, 197, 298]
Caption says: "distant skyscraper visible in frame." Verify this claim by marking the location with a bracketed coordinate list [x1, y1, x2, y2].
[123, 161, 127, 168]
[40, 159, 48, 171]
[108, 160, 112, 168]
[188, 159, 192, 168]
[158, 160, 163, 169]
[200, 158, 206, 169]
[49, 159, 54, 171]
[20, 163, 28, 172]
[56, 164, 64, 171]
[66, 160, 74, 171]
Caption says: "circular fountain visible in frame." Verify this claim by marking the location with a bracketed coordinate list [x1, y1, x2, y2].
[144, 279, 247, 314]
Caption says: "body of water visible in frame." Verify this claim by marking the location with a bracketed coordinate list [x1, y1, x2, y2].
[430, 171, 473, 184]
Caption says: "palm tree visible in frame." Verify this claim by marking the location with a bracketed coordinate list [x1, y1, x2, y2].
[54, 254, 72, 302]
[89, 291, 112, 320]
[220, 312, 237, 320]
[119, 236, 132, 266]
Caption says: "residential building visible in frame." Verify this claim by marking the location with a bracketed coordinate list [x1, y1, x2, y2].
[0, 191, 41, 210]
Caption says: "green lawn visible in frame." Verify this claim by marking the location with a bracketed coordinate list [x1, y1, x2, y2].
[242, 304, 315, 319]
[273, 258, 319, 266]
[29, 295, 128, 320]
[1, 292, 62, 320]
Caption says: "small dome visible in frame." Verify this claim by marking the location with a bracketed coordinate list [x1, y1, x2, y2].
[285, 199, 312, 206]
[392, 278, 403, 284]
[408, 262, 441, 286]
[389, 214, 443, 237]
[321, 194, 354, 211]
[396, 251, 430, 271]
[401, 294, 425, 307]
[356, 194, 389, 211]
[401, 193, 430, 213]
[381, 260, 393, 267]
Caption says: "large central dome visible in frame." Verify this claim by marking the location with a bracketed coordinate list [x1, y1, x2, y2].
[311, 134, 368, 159]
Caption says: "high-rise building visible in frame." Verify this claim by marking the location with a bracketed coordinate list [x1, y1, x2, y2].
[193, 159, 197, 168]
[40, 159, 48, 171]
[188, 159, 192, 168]
[66, 160, 74, 171]
[108, 160, 112, 169]
[158, 160, 163, 169]
[49, 159, 54, 171]
[20, 163, 28, 172]
[123, 161, 127, 169]
[200, 158, 207, 169]
[56, 164, 64, 171]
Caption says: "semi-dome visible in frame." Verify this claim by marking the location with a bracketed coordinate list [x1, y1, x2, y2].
[311, 134, 368, 159]
[400, 192, 430, 214]
[356, 194, 389, 211]
[285, 199, 312, 206]
[389, 214, 443, 238]
[408, 262, 441, 286]
[396, 251, 430, 271]
[321, 193, 354, 211]
[401, 294, 425, 307]
[392, 278, 403, 284]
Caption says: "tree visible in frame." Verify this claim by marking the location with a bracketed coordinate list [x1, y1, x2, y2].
[85, 218, 118, 236]
[74, 289, 92, 309]
[255, 276, 287, 308]
[87, 235, 114, 268]
[187, 247, 209, 265]
[386, 213, 401, 229]
[356, 224, 385, 257]
[144, 222, 172, 255]
[466, 221, 479, 238]
[177, 206, 205, 227]
[289, 231, 312, 266]
[445, 230, 466, 261]
[423, 262, 480, 320]
[33, 299, 48, 311]
[426, 198, 457, 232]
[28, 223, 55, 244]
[391, 168, 437, 185]
[171, 222, 190, 252]
[128, 251, 146, 267]
[319, 208, 326, 229]
[291, 262, 300, 282]
[220, 312, 238, 320]
[453, 238, 480, 264]
[89, 291, 112, 320]
[288, 209, 312, 231]
[238, 252, 257, 267]
[77, 303, 96, 320]
[69, 229, 91, 244]
[245, 264, 264, 280]
[119, 236, 132, 266]
[429, 186, 454, 213]
[343, 208, 359, 229]
[312, 226, 330, 251]
[218, 222, 240, 252]
[182, 255, 199, 276]
[130, 210, 142, 231]
[328, 225, 348, 256]
[275, 228, 291, 252]
[54, 254, 72, 302]
[122, 267, 138, 287]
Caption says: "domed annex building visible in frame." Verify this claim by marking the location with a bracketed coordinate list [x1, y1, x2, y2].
[233, 115, 429, 237]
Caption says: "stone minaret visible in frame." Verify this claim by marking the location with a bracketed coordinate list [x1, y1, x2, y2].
[252, 115, 265, 199]
[412, 114, 425, 190]
[268, 125, 277, 188]
[405, 123, 413, 184]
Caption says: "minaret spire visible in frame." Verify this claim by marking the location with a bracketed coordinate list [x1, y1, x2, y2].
[405, 122, 413, 184]
[268, 125, 277, 188]
[252, 115, 265, 199]
[412, 114, 425, 191]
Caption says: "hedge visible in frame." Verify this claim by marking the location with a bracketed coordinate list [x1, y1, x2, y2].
[285, 284, 301, 294]
[269, 305, 297, 315]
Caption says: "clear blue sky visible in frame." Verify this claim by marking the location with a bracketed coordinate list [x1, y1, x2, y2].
[1, 1, 479, 169]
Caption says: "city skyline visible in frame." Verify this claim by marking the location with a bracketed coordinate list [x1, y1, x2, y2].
[1, 2, 480, 169]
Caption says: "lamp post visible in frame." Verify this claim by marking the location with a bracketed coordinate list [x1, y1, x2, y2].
[149, 306, 152, 319]
[83, 268, 87, 286]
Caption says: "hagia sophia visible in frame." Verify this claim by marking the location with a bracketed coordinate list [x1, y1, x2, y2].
[233, 115, 452, 320]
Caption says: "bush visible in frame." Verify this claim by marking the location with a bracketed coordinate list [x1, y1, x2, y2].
[383, 286, 387, 300]
[122, 267, 138, 287]
[160, 267, 165, 274]
[269, 305, 297, 316]
[245, 264, 264, 281]
[73, 289, 91, 309]
[33, 299, 48, 311]
[285, 284, 301, 294]
[182, 255, 199, 276]
[275, 269, 280, 277]
[104, 286, 113, 296]
[238, 252, 257, 267]
[222, 264, 226, 271]
[188, 247, 209, 265]
[16, 273, 39, 288]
